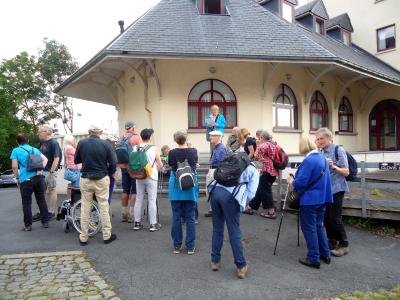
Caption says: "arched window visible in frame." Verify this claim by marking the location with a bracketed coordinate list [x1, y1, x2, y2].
[310, 91, 328, 131]
[188, 79, 237, 129]
[273, 84, 298, 129]
[338, 97, 353, 132]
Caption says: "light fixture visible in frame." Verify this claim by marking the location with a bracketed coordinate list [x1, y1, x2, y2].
[320, 81, 325, 87]
[285, 73, 292, 81]
[129, 76, 135, 83]
[209, 67, 217, 74]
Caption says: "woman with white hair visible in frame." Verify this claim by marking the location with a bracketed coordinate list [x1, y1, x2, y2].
[63, 135, 81, 200]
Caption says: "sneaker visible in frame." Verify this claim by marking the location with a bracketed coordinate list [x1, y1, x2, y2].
[32, 213, 42, 222]
[104, 233, 117, 244]
[204, 211, 212, 217]
[237, 265, 248, 279]
[149, 224, 161, 232]
[79, 239, 88, 246]
[122, 213, 129, 222]
[331, 247, 349, 257]
[211, 262, 221, 271]
[42, 222, 49, 228]
[320, 256, 331, 264]
[48, 212, 55, 220]
[133, 222, 142, 231]
[173, 245, 182, 254]
[23, 225, 32, 232]
[298, 257, 320, 269]
[187, 248, 196, 255]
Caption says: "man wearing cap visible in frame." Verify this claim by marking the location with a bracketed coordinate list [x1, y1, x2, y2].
[205, 131, 228, 217]
[74, 125, 117, 245]
[118, 121, 142, 222]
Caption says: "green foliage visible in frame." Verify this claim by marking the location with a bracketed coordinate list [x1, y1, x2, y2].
[337, 286, 400, 300]
[371, 188, 384, 197]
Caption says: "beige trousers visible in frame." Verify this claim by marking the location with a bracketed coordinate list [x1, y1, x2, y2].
[79, 176, 111, 242]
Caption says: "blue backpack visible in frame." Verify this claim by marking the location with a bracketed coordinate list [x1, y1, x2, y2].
[115, 134, 134, 164]
[335, 145, 357, 182]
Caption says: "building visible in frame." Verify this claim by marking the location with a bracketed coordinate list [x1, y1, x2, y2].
[323, 0, 399, 70]
[55, 0, 400, 153]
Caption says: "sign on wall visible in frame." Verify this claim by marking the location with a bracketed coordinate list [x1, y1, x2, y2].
[379, 163, 400, 170]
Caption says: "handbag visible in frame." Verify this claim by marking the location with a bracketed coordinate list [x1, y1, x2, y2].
[287, 162, 327, 210]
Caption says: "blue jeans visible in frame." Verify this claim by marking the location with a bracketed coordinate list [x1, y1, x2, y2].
[171, 201, 196, 249]
[300, 204, 331, 263]
[210, 187, 246, 268]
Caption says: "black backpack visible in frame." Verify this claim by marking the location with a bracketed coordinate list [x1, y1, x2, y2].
[176, 159, 195, 190]
[214, 153, 251, 187]
[334, 145, 358, 181]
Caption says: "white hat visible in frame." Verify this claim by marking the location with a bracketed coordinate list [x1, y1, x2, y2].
[88, 124, 103, 131]
[209, 130, 222, 136]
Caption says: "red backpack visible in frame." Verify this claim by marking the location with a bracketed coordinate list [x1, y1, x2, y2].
[271, 143, 288, 170]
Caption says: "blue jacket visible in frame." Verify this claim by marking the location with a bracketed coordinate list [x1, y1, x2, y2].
[205, 114, 226, 136]
[292, 151, 333, 206]
[210, 143, 228, 168]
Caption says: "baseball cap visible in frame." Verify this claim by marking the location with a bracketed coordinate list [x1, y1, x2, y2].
[125, 121, 136, 130]
[209, 130, 222, 136]
[88, 124, 102, 131]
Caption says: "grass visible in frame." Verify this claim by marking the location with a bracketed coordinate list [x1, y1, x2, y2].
[343, 216, 400, 238]
[335, 286, 400, 300]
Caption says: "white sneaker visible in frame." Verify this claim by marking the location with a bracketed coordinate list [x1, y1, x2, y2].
[149, 224, 161, 232]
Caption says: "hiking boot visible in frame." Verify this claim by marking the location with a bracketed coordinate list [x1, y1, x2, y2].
[187, 248, 196, 255]
[299, 257, 320, 269]
[104, 233, 117, 244]
[122, 213, 129, 222]
[331, 247, 349, 257]
[237, 265, 248, 279]
[173, 245, 182, 254]
[211, 262, 221, 271]
[320, 256, 331, 264]
[149, 224, 161, 232]
[133, 222, 142, 231]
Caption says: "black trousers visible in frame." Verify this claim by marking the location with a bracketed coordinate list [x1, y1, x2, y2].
[20, 176, 49, 226]
[324, 191, 348, 247]
[249, 173, 276, 210]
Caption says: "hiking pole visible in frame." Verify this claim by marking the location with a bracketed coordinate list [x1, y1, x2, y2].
[273, 183, 290, 255]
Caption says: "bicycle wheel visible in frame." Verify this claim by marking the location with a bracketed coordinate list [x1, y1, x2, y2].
[71, 200, 102, 237]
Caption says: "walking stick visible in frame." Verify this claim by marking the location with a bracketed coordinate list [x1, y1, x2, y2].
[273, 184, 290, 255]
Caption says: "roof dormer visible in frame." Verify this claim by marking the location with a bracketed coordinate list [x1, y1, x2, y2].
[295, 0, 329, 35]
[257, 0, 298, 23]
[326, 13, 354, 46]
[197, 0, 227, 15]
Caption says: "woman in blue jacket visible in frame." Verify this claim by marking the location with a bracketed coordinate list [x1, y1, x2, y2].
[287, 137, 333, 269]
[205, 105, 226, 152]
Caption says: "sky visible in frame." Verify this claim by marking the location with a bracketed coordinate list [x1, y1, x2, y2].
[0, 0, 309, 136]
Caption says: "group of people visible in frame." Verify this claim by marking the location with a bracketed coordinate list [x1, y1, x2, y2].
[10, 105, 351, 279]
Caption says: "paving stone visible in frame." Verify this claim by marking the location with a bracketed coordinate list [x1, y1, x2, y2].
[4, 259, 22, 265]
[87, 296, 103, 300]
[94, 280, 108, 290]
[102, 289, 116, 298]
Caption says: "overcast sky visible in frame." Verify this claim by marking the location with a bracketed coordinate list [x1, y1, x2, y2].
[1, 0, 309, 135]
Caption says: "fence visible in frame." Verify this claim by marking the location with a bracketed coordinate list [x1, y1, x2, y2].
[275, 161, 400, 220]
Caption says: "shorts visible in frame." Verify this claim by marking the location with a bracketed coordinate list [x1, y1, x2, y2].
[64, 168, 81, 189]
[121, 168, 136, 195]
[45, 171, 58, 189]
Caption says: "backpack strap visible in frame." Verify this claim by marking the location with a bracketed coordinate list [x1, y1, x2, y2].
[207, 180, 217, 202]
[334, 145, 339, 161]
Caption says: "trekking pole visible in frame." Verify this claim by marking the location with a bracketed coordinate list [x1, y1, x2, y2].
[273, 183, 289, 256]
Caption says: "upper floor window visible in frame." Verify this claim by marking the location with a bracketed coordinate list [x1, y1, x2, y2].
[315, 18, 325, 35]
[338, 97, 353, 132]
[188, 79, 237, 129]
[377, 24, 396, 52]
[342, 30, 351, 46]
[273, 84, 298, 129]
[310, 91, 328, 131]
[281, 1, 294, 23]
[200, 0, 225, 15]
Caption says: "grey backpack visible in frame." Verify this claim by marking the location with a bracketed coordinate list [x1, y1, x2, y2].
[20, 147, 44, 172]
[176, 159, 195, 190]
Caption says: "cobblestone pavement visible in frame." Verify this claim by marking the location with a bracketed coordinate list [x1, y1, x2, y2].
[0, 251, 119, 300]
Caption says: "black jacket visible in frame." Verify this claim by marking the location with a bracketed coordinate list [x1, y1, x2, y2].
[74, 136, 116, 179]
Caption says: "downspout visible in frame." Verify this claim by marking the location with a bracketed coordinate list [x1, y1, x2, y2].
[143, 64, 153, 128]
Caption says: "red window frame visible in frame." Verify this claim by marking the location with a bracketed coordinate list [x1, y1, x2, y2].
[376, 24, 396, 52]
[315, 17, 325, 35]
[310, 91, 328, 131]
[281, 0, 295, 23]
[338, 96, 353, 132]
[273, 84, 298, 129]
[188, 79, 237, 129]
[200, 0, 224, 15]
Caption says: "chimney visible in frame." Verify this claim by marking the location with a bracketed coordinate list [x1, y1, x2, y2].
[118, 20, 125, 34]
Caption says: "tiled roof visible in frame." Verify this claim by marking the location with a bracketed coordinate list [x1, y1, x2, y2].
[326, 13, 354, 32]
[295, 0, 329, 20]
[257, 0, 298, 5]
[55, 0, 400, 93]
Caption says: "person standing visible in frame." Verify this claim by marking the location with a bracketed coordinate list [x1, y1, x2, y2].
[244, 131, 278, 219]
[226, 127, 241, 153]
[10, 134, 50, 231]
[287, 137, 332, 269]
[241, 128, 257, 160]
[205, 105, 226, 153]
[205, 131, 228, 217]
[37, 125, 62, 219]
[63, 135, 81, 200]
[74, 125, 117, 245]
[208, 156, 259, 279]
[315, 128, 350, 257]
[168, 131, 199, 254]
[132, 129, 163, 232]
[116, 121, 142, 223]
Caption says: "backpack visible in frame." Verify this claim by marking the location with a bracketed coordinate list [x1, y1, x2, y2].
[20, 147, 44, 172]
[214, 153, 251, 187]
[271, 143, 289, 170]
[128, 145, 154, 179]
[334, 145, 358, 182]
[115, 134, 134, 164]
[176, 159, 195, 190]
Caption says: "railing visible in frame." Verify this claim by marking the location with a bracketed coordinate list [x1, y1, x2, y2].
[276, 162, 400, 219]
